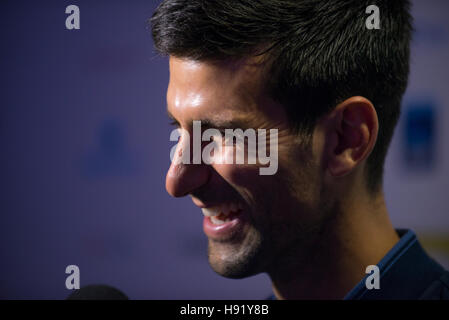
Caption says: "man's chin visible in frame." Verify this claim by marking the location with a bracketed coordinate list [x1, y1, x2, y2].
[207, 240, 263, 279]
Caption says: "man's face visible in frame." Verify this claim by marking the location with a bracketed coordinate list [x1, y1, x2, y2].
[165, 57, 327, 278]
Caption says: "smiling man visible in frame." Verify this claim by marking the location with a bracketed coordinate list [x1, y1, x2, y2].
[151, 0, 449, 299]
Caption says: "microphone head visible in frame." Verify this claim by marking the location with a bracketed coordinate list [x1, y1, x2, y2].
[66, 284, 129, 300]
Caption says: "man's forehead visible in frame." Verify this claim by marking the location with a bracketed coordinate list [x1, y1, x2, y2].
[168, 56, 267, 99]
[167, 56, 268, 124]
[169, 55, 267, 81]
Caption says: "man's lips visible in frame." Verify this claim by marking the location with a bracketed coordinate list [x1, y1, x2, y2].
[203, 209, 247, 241]
[192, 199, 248, 241]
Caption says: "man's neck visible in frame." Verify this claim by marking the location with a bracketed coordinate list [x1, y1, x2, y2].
[269, 191, 399, 300]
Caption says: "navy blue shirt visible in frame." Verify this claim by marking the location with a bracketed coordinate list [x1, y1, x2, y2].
[269, 229, 449, 300]
[344, 229, 449, 299]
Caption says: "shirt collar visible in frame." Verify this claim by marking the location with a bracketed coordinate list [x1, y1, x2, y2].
[268, 229, 445, 300]
[344, 229, 445, 300]
[344, 229, 416, 299]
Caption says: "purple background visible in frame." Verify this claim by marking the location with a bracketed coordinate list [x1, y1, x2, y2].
[1, 0, 448, 299]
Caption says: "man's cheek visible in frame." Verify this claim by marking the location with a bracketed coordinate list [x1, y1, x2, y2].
[212, 165, 279, 216]
[212, 162, 261, 187]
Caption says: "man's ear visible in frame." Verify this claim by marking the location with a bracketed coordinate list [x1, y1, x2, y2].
[325, 96, 378, 177]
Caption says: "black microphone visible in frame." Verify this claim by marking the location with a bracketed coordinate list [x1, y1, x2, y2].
[66, 284, 129, 300]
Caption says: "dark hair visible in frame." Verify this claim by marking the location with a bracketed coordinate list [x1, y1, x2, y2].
[151, 0, 413, 192]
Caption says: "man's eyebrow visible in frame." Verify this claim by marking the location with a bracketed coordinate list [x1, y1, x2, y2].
[200, 118, 251, 130]
[166, 109, 251, 130]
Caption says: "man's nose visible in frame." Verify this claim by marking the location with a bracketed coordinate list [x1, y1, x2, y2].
[166, 161, 210, 198]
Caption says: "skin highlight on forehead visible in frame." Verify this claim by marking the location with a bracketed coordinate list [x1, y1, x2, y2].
[167, 56, 288, 132]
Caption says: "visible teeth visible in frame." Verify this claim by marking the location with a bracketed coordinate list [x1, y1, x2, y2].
[202, 207, 221, 217]
[210, 216, 226, 225]
[201, 202, 242, 217]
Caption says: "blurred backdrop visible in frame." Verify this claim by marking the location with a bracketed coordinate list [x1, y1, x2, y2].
[0, 0, 448, 299]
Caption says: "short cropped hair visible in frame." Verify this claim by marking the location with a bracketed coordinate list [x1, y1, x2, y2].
[151, 0, 413, 192]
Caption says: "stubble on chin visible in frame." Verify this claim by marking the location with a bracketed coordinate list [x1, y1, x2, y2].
[206, 225, 267, 279]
